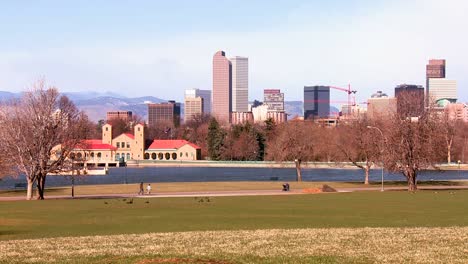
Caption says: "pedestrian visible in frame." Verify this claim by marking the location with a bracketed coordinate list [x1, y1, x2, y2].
[138, 182, 144, 195]
[146, 184, 152, 195]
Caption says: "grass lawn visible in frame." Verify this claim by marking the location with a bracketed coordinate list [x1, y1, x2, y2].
[1, 191, 467, 263]
[1, 180, 467, 198]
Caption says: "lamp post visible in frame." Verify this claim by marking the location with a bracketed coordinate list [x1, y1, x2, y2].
[367, 126, 385, 192]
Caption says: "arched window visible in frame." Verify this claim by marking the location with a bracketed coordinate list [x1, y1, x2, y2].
[158, 153, 163, 160]
[151, 153, 156, 160]
[77, 153, 82, 159]
[70, 153, 76, 160]
[144, 153, 149, 160]
[185, 152, 188, 157]
[180, 152, 182, 157]
[165, 153, 170, 160]
[126, 153, 131, 161]
[90, 152, 94, 158]
[116, 153, 120, 161]
[97, 152, 102, 159]
[171, 153, 177, 160]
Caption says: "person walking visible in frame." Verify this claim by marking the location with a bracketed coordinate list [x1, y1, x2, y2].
[138, 182, 144, 195]
[146, 184, 152, 195]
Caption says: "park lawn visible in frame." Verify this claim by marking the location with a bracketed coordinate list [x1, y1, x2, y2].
[1, 180, 467, 198]
[1, 191, 467, 263]
[1, 191, 467, 241]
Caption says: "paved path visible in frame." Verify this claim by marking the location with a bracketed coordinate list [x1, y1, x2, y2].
[1, 185, 468, 201]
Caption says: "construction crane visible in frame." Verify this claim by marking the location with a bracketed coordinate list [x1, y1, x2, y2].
[329, 84, 357, 107]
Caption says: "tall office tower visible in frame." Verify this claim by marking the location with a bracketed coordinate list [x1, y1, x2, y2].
[304, 86, 330, 119]
[394, 84, 425, 117]
[264, 89, 284, 111]
[185, 88, 212, 114]
[106, 111, 132, 121]
[184, 97, 204, 123]
[428, 79, 457, 104]
[230, 56, 249, 112]
[426, 59, 446, 99]
[212, 51, 232, 122]
[147, 100, 181, 127]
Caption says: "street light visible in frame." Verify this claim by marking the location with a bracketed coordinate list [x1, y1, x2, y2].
[367, 126, 385, 192]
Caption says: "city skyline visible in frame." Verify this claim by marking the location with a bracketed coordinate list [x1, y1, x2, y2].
[0, 0, 467, 103]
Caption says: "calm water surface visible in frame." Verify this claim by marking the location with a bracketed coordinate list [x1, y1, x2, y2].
[1, 167, 467, 190]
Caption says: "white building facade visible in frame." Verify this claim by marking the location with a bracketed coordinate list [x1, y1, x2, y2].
[230, 56, 249, 112]
[428, 79, 457, 102]
[185, 88, 212, 114]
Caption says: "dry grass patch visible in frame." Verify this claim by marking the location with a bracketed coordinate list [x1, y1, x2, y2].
[1, 227, 467, 263]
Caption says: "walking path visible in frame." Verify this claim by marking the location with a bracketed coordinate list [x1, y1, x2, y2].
[1, 185, 468, 201]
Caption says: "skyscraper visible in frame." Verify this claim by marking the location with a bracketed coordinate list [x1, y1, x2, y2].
[428, 79, 457, 103]
[394, 84, 425, 117]
[230, 56, 249, 112]
[184, 97, 204, 123]
[426, 59, 446, 100]
[185, 88, 212, 114]
[147, 101, 181, 127]
[212, 51, 232, 123]
[304, 86, 330, 119]
[264, 89, 284, 111]
[106, 111, 132, 122]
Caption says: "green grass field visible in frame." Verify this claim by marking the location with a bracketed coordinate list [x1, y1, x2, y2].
[1, 191, 467, 263]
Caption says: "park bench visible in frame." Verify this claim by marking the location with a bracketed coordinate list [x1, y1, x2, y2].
[14, 183, 27, 189]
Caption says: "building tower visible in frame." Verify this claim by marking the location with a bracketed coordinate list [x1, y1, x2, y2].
[184, 97, 204, 123]
[185, 88, 211, 114]
[264, 89, 284, 111]
[102, 123, 112, 145]
[304, 86, 330, 119]
[394, 84, 425, 117]
[212, 51, 232, 123]
[230, 56, 249, 112]
[426, 59, 446, 102]
[131, 123, 145, 160]
[147, 101, 181, 127]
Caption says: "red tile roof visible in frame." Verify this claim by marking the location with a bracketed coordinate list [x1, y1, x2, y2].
[75, 139, 117, 151]
[148, 140, 200, 150]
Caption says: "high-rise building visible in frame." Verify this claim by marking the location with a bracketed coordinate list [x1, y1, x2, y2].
[230, 56, 249, 112]
[395, 84, 425, 117]
[426, 59, 446, 101]
[147, 101, 181, 127]
[445, 103, 468, 122]
[304, 86, 330, 119]
[106, 111, 132, 121]
[212, 51, 232, 123]
[184, 97, 204, 123]
[264, 89, 284, 111]
[428, 79, 457, 103]
[185, 88, 212, 114]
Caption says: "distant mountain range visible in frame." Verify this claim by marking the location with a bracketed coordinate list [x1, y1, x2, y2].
[0, 91, 339, 122]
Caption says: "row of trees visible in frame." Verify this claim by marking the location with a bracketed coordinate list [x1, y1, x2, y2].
[1, 81, 467, 199]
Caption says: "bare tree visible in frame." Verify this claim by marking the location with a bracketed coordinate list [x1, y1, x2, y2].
[0, 80, 90, 200]
[266, 121, 317, 181]
[382, 93, 440, 191]
[336, 117, 381, 184]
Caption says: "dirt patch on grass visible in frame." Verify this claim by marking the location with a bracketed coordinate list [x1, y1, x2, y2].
[1, 227, 467, 263]
[137, 258, 231, 264]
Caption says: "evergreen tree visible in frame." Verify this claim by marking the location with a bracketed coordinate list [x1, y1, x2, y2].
[207, 118, 225, 160]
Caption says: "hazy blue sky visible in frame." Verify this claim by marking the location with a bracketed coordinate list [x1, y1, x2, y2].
[0, 0, 466, 103]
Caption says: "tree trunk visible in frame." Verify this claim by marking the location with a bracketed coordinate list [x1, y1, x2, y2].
[295, 159, 302, 182]
[447, 143, 452, 164]
[364, 166, 369, 185]
[36, 175, 46, 200]
[26, 179, 34, 200]
[406, 171, 417, 191]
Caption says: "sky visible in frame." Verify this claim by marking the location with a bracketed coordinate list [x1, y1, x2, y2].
[0, 0, 467, 103]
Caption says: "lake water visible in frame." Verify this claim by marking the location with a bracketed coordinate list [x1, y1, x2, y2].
[1, 167, 467, 190]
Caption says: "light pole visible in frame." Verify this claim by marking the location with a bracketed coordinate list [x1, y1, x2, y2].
[367, 126, 385, 192]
